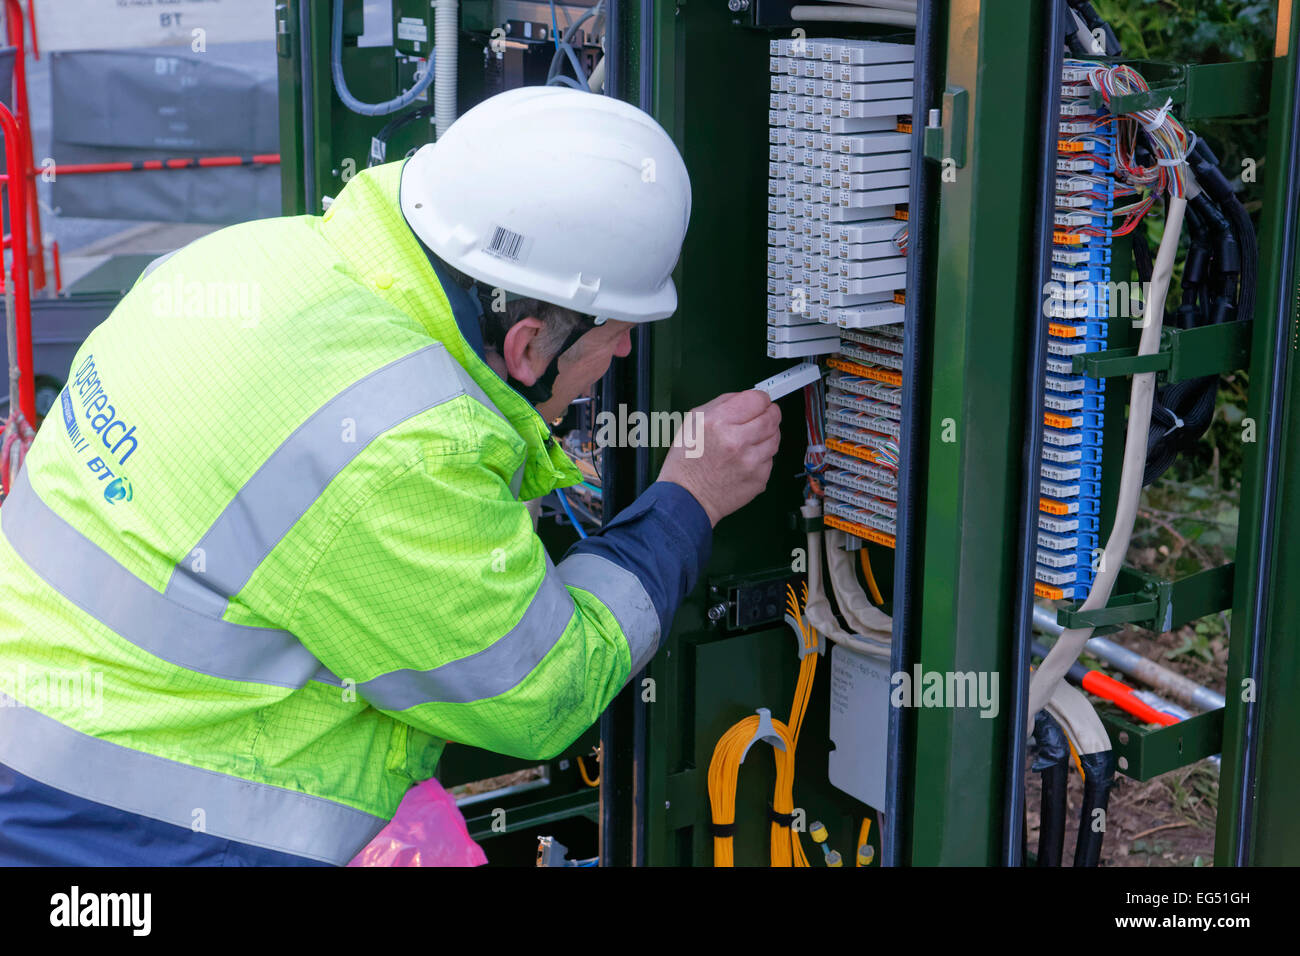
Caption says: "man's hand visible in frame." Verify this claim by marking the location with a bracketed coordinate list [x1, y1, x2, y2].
[658, 390, 782, 527]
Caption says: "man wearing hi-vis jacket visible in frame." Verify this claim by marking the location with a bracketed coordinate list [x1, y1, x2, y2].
[0, 88, 781, 865]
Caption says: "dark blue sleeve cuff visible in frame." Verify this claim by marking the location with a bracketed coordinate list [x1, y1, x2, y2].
[562, 481, 712, 640]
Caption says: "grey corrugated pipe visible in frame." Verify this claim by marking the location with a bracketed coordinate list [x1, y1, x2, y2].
[435, 0, 459, 137]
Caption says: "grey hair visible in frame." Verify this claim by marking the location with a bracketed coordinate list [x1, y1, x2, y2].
[440, 261, 589, 360]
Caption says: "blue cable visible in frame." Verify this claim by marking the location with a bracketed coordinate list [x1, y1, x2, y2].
[554, 487, 589, 539]
[331, 0, 436, 116]
[546, 0, 592, 91]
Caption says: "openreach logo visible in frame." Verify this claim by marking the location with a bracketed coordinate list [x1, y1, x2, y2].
[50, 886, 151, 936]
[890, 666, 1000, 718]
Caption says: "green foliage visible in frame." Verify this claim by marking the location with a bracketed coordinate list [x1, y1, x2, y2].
[1165, 618, 1220, 663]
[1090, 0, 1273, 62]
[1089, 1, 1272, 180]
[1167, 763, 1219, 824]
[1092, 0, 1274, 62]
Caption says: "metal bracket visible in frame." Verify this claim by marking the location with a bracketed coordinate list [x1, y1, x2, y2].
[923, 86, 968, 168]
[1101, 707, 1224, 781]
[741, 707, 787, 763]
[275, 3, 294, 58]
[1057, 563, 1235, 634]
[1072, 320, 1253, 384]
[1087, 59, 1269, 121]
[784, 612, 825, 658]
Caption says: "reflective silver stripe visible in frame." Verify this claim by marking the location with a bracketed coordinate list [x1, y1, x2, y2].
[139, 247, 181, 281]
[357, 556, 576, 710]
[0, 694, 386, 865]
[557, 553, 661, 674]
[166, 342, 516, 605]
[1, 468, 329, 688]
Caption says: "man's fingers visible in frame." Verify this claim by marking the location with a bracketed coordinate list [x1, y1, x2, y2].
[712, 389, 773, 425]
[698, 391, 741, 412]
[746, 434, 781, 464]
[732, 403, 783, 445]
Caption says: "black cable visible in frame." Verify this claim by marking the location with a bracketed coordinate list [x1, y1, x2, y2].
[1143, 182, 1246, 483]
[1032, 710, 1070, 867]
[1190, 138, 1258, 326]
[1073, 3, 1258, 486]
[366, 104, 437, 167]
[1073, 749, 1117, 866]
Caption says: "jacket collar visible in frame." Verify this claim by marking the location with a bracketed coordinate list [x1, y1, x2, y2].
[316, 160, 582, 500]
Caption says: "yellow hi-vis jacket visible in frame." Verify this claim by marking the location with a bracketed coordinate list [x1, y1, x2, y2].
[0, 160, 710, 864]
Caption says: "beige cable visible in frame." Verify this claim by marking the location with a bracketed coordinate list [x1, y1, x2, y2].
[1045, 681, 1111, 756]
[825, 528, 892, 641]
[800, 500, 890, 658]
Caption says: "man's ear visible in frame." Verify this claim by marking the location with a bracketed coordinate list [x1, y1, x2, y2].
[501, 316, 547, 385]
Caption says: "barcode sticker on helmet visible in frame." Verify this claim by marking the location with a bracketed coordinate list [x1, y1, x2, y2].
[484, 225, 531, 263]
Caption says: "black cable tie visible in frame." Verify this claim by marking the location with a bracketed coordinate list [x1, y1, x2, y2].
[709, 821, 737, 838]
[767, 804, 795, 828]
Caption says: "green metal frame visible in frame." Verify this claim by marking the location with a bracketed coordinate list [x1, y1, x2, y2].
[1058, 563, 1235, 633]
[1074, 321, 1254, 383]
[1216, 2, 1300, 866]
[1101, 707, 1225, 782]
[902, 1, 1047, 865]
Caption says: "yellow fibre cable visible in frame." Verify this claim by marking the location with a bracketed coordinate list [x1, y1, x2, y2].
[707, 718, 750, 867]
[708, 713, 798, 867]
[778, 584, 818, 867]
[858, 548, 885, 606]
[1067, 737, 1086, 781]
[576, 754, 600, 788]
[705, 584, 820, 867]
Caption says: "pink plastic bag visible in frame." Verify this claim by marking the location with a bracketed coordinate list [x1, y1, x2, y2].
[347, 778, 488, 867]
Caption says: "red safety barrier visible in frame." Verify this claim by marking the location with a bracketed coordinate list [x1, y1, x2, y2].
[49, 154, 282, 175]
[6, 0, 45, 293]
[0, 97, 34, 497]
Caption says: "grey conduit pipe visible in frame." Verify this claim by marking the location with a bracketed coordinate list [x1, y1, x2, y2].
[434, 0, 459, 136]
[331, 0, 439, 117]
[1031, 605, 1226, 712]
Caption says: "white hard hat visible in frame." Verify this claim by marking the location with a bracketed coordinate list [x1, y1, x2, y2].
[400, 86, 692, 323]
